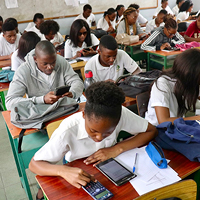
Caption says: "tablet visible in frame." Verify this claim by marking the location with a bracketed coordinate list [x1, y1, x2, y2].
[54, 85, 70, 96]
[95, 158, 137, 186]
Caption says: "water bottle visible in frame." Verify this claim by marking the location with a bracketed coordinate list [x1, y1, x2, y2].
[84, 70, 95, 90]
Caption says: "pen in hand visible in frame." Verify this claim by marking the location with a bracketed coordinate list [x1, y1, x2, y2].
[133, 153, 138, 173]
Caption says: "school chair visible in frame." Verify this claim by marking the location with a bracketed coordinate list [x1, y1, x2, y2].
[134, 179, 197, 200]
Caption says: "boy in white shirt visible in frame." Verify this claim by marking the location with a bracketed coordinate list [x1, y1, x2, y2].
[74, 4, 96, 28]
[84, 35, 141, 82]
[172, 0, 185, 16]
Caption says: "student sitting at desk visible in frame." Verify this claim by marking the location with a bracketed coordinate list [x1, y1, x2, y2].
[74, 4, 96, 28]
[184, 12, 200, 42]
[11, 32, 41, 71]
[145, 9, 167, 34]
[115, 5, 125, 26]
[0, 22, 20, 61]
[141, 16, 185, 51]
[176, 0, 194, 23]
[97, 8, 116, 33]
[40, 20, 64, 48]
[172, 0, 185, 16]
[0, 16, 3, 33]
[5, 41, 84, 110]
[117, 7, 148, 39]
[65, 19, 99, 59]
[128, 4, 148, 27]
[29, 81, 157, 199]
[24, 13, 44, 37]
[145, 48, 200, 126]
[84, 35, 141, 82]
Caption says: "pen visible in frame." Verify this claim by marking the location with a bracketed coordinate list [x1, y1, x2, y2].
[133, 153, 138, 173]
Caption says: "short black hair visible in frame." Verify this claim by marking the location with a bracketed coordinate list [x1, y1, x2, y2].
[35, 40, 56, 57]
[116, 4, 125, 11]
[99, 35, 118, 50]
[0, 16, 3, 22]
[128, 4, 140, 10]
[85, 82, 125, 121]
[83, 4, 92, 11]
[33, 13, 44, 23]
[179, 0, 193, 12]
[103, 8, 116, 17]
[2, 22, 15, 32]
[39, 20, 59, 35]
[4, 17, 18, 28]
[176, 0, 184, 4]
[158, 9, 168, 15]
[161, 0, 168, 3]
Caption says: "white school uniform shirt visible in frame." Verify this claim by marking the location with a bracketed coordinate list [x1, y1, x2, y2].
[137, 13, 148, 24]
[154, 5, 173, 16]
[11, 49, 24, 71]
[176, 11, 189, 22]
[97, 17, 116, 31]
[74, 13, 96, 28]
[145, 19, 164, 34]
[64, 33, 99, 58]
[84, 49, 141, 82]
[24, 22, 34, 31]
[40, 32, 64, 45]
[34, 106, 148, 163]
[26, 25, 42, 38]
[172, 5, 179, 16]
[115, 15, 124, 26]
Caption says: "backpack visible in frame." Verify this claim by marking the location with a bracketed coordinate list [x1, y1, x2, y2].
[115, 33, 139, 45]
[118, 70, 161, 98]
[0, 70, 15, 82]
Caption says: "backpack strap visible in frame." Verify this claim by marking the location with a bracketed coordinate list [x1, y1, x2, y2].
[18, 129, 26, 153]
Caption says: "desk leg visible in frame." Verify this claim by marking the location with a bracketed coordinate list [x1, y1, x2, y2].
[147, 53, 150, 71]
[0, 91, 6, 111]
[194, 169, 200, 200]
[80, 67, 85, 81]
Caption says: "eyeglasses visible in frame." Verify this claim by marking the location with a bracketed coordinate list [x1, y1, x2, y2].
[166, 29, 175, 37]
[78, 31, 87, 36]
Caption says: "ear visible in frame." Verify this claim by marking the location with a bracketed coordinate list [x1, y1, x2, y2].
[82, 111, 85, 119]
[98, 49, 101, 55]
[33, 56, 37, 63]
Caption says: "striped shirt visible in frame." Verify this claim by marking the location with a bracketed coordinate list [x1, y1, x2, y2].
[141, 27, 185, 51]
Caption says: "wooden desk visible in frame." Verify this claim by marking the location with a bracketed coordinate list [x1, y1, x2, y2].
[0, 82, 10, 111]
[0, 59, 11, 68]
[36, 149, 200, 200]
[71, 61, 86, 81]
[145, 50, 182, 70]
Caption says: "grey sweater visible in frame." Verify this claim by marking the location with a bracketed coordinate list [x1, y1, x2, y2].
[6, 49, 84, 110]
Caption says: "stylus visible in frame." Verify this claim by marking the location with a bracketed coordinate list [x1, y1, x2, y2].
[132, 153, 138, 173]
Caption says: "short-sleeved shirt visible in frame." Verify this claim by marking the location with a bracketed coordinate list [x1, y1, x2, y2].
[74, 13, 96, 28]
[185, 21, 200, 38]
[154, 5, 173, 16]
[145, 19, 164, 34]
[176, 11, 189, 22]
[97, 17, 116, 31]
[137, 13, 148, 24]
[34, 106, 148, 163]
[64, 33, 99, 58]
[26, 25, 43, 38]
[172, 5, 179, 16]
[40, 32, 64, 45]
[11, 49, 24, 71]
[84, 49, 141, 82]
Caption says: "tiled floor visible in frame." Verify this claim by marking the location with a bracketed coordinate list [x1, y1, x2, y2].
[0, 112, 38, 200]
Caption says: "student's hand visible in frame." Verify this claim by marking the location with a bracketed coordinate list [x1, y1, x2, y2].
[62, 92, 73, 98]
[107, 26, 115, 33]
[104, 15, 110, 23]
[75, 51, 82, 58]
[60, 166, 95, 188]
[160, 43, 171, 50]
[82, 48, 96, 57]
[138, 33, 149, 40]
[53, 42, 60, 47]
[44, 91, 61, 104]
[84, 146, 119, 166]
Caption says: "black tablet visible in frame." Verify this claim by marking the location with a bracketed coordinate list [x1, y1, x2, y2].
[54, 85, 70, 96]
[95, 158, 136, 186]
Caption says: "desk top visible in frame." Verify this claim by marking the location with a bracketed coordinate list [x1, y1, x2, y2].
[71, 61, 87, 70]
[0, 82, 10, 92]
[145, 50, 182, 57]
[36, 149, 200, 200]
[0, 59, 11, 68]
[2, 97, 136, 139]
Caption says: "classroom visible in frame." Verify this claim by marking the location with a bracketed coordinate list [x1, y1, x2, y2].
[1, 0, 200, 199]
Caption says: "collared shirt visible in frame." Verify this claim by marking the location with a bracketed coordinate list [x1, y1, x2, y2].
[40, 32, 64, 45]
[137, 13, 148, 24]
[145, 19, 165, 34]
[154, 5, 174, 16]
[26, 25, 42, 38]
[97, 17, 116, 31]
[84, 49, 141, 82]
[11, 49, 24, 71]
[172, 5, 179, 16]
[74, 13, 96, 28]
[176, 11, 189, 22]
[34, 106, 148, 163]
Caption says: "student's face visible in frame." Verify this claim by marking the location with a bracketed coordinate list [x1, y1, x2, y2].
[35, 18, 44, 29]
[164, 27, 177, 38]
[0, 21, 3, 33]
[162, 1, 168, 9]
[83, 9, 92, 18]
[83, 112, 118, 142]
[127, 11, 138, 25]
[34, 53, 57, 75]
[45, 31, 56, 41]
[156, 13, 166, 24]
[78, 26, 87, 43]
[118, 7, 125, 17]
[108, 13, 116, 22]
[197, 16, 200, 29]
[3, 30, 17, 44]
[98, 47, 117, 66]
[188, 5, 193, 13]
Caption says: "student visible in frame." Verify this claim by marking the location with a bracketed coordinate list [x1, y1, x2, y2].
[117, 7, 148, 39]
[0, 22, 20, 61]
[176, 0, 193, 23]
[74, 4, 96, 28]
[24, 13, 44, 37]
[84, 35, 141, 82]
[4, 17, 20, 35]
[172, 0, 185, 16]
[153, 0, 173, 18]
[0, 16, 3, 33]
[11, 32, 41, 71]
[141, 16, 185, 51]
[97, 8, 116, 32]
[39, 20, 64, 48]
[145, 48, 200, 126]
[29, 81, 157, 198]
[128, 4, 148, 27]
[64, 19, 99, 59]
[184, 13, 200, 42]
[5, 41, 84, 110]
[115, 5, 125, 26]
[145, 9, 167, 34]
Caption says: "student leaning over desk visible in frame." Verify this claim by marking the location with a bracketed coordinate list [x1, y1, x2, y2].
[29, 81, 157, 199]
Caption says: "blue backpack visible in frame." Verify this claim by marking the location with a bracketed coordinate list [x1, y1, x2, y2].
[0, 70, 15, 82]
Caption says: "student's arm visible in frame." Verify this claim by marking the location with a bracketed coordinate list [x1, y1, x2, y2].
[0, 53, 12, 61]
[64, 40, 81, 59]
[184, 34, 200, 42]
[172, 32, 185, 45]
[84, 123, 157, 165]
